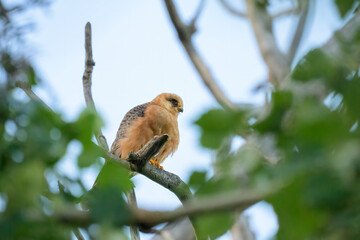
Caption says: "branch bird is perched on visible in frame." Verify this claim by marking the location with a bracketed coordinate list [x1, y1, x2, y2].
[111, 93, 183, 169]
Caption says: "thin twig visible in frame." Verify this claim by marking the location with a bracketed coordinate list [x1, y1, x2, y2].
[189, 0, 206, 29]
[72, 228, 86, 240]
[163, 0, 236, 110]
[82, 22, 109, 151]
[126, 188, 140, 240]
[272, 7, 299, 19]
[15, 81, 52, 112]
[245, 0, 290, 85]
[287, 0, 310, 64]
[218, 0, 247, 18]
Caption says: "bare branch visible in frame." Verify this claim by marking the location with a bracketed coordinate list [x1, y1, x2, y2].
[15, 81, 52, 112]
[82, 22, 109, 151]
[163, 0, 236, 110]
[128, 135, 169, 171]
[151, 218, 195, 240]
[98, 135, 193, 203]
[126, 188, 140, 240]
[272, 7, 299, 19]
[287, 0, 310, 64]
[219, 0, 298, 20]
[135, 188, 262, 228]
[30, 188, 266, 230]
[189, 0, 206, 29]
[230, 214, 255, 240]
[245, 0, 290, 85]
[218, 0, 247, 18]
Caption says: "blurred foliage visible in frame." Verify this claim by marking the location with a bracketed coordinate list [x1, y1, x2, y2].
[193, 3, 360, 239]
[335, 0, 360, 18]
[0, 1, 133, 239]
[1, 0, 360, 240]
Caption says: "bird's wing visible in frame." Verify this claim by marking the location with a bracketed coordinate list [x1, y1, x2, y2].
[110, 102, 150, 154]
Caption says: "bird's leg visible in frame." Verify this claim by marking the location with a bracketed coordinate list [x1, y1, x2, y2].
[156, 163, 164, 169]
[149, 159, 164, 169]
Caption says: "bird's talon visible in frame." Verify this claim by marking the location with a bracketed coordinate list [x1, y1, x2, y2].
[149, 160, 164, 169]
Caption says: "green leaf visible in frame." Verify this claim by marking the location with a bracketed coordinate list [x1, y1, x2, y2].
[335, 0, 358, 18]
[267, 176, 327, 240]
[254, 91, 292, 133]
[195, 176, 238, 197]
[188, 171, 207, 190]
[94, 161, 134, 192]
[0, 161, 47, 213]
[73, 108, 104, 143]
[88, 185, 130, 225]
[195, 109, 247, 149]
[292, 49, 337, 82]
[77, 140, 103, 168]
[195, 212, 234, 239]
[289, 99, 348, 147]
[26, 65, 39, 86]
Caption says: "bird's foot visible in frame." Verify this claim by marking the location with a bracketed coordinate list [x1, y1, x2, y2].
[149, 159, 164, 169]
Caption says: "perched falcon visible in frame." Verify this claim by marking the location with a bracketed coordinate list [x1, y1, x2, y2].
[110, 93, 183, 169]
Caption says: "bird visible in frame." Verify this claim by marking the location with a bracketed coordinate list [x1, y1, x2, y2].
[110, 93, 183, 169]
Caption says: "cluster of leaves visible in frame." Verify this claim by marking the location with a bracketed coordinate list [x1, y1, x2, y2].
[191, 3, 360, 240]
[0, 1, 134, 239]
[0, 90, 135, 238]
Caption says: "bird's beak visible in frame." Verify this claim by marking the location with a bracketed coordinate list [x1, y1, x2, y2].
[178, 107, 184, 113]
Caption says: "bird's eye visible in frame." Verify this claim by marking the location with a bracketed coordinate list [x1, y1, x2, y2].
[168, 98, 178, 107]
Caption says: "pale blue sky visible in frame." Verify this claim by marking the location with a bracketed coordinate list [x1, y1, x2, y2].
[18, 0, 343, 239]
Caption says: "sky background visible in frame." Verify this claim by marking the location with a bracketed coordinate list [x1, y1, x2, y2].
[14, 0, 344, 239]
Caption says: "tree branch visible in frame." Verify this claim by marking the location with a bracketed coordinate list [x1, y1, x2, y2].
[133, 189, 262, 228]
[218, 0, 299, 20]
[320, 9, 360, 70]
[14, 81, 52, 112]
[189, 0, 206, 29]
[151, 218, 194, 240]
[58, 181, 86, 240]
[99, 136, 192, 204]
[126, 188, 140, 240]
[272, 7, 299, 19]
[245, 0, 290, 85]
[81, 22, 141, 239]
[31, 188, 265, 230]
[287, 0, 310, 64]
[82, 22, 109, 151]
[218, 0, 247, 18]
[163, 0, 236, 110]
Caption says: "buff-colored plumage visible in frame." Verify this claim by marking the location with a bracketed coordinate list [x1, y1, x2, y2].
[110, 93, 183, 168]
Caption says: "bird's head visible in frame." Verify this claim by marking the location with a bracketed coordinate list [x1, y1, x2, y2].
[152, 93, 184, 116]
